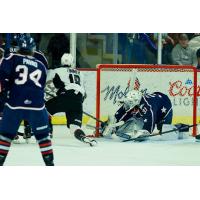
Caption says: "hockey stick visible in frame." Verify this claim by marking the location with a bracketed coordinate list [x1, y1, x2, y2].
[86, 124, 102, 130]
[122, 124, 198, 142]
[83, 111, 107, 125]
[45, 91, 56, 99]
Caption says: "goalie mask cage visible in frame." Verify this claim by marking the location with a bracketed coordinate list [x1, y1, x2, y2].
[96, 64, 198, 137]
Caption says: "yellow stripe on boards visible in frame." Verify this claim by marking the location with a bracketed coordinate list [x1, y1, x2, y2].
[51, 115, 198, 125]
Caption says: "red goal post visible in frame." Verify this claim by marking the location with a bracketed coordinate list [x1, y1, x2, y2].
[96, 64, 198, 137]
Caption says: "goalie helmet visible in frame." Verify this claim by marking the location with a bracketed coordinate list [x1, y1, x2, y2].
[61, 53, 74, 67]
[125, 90, 143, 109]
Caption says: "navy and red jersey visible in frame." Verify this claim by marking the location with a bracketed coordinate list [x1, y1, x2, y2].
[0, 53, 47, 110]
[33, 50, 48, 69]
[115, 92, 173, 133]
[3, 47, 48, 69]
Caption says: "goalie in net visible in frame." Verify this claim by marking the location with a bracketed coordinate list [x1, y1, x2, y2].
[101, 81, 173, 140]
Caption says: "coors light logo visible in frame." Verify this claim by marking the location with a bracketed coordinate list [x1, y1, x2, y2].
[168, 79, 200, 97]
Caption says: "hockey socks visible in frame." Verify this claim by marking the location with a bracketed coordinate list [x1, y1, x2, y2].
[37, 137, 54, 166]
[0, 134, 12, 166]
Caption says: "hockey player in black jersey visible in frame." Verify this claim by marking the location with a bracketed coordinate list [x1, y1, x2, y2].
[45, 53, 96, 146]
[102, 89, 173, 140]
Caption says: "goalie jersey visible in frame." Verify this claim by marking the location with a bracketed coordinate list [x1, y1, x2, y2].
[115, 92, 173, 133]
[0, 53, 47, 110]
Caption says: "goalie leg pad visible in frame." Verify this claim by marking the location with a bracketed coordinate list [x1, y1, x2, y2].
[134, 130, 150, 138]
[117, 117, 144, 133]
[115, 117, 144, 138]
[115, 131, 131, 139]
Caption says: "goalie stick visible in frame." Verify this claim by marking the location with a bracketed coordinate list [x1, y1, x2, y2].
[122, 123, 198, 142]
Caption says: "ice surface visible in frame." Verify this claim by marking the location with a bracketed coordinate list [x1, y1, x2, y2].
[4, 125, 200, 166]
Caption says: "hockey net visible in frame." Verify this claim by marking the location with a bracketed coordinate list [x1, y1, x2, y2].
[95, 64, 198, 137]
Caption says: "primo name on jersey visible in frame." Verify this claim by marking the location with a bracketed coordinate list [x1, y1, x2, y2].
[23, 58, 38, 68]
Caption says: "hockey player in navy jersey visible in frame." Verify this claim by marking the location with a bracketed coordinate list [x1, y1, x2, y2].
[1, 34, 50, 141]
[45, 53, 96, 146]
[102, 89, 173, 140]
[0, 36, 54, 166]
[0, 47, 4, 61]
[0, 47, 5, 116]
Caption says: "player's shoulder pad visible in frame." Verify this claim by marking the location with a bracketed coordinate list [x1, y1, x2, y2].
[35, 50, 44, 55]
[34, 50, 48, 62]
[34, 50, 46, 60]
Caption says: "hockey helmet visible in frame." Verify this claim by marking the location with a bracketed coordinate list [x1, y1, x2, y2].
[125, 90, 143, 108]
[61, 53, 74, 67]
[18, 36, 36, 52]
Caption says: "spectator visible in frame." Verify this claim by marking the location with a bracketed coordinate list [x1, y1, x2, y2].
[162, 34, 177, 64]
[140, 33, 157, 64]
[31, 33, 42, 50]
[121, 33, 157, 64]
[172, 33, 196, 65]
[196, 48, 200, 69]
[0, 47, 4, 60]
[189, 34, 200, 52]
[47, 33, 70, 68]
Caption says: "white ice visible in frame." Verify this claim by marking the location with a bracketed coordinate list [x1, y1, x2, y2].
[4, 125, 200, 166]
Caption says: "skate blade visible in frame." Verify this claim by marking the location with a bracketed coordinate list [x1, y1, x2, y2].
[83, 138, 97, 147]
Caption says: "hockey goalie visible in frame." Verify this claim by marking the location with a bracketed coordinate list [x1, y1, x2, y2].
[101, 89, 173, 141]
